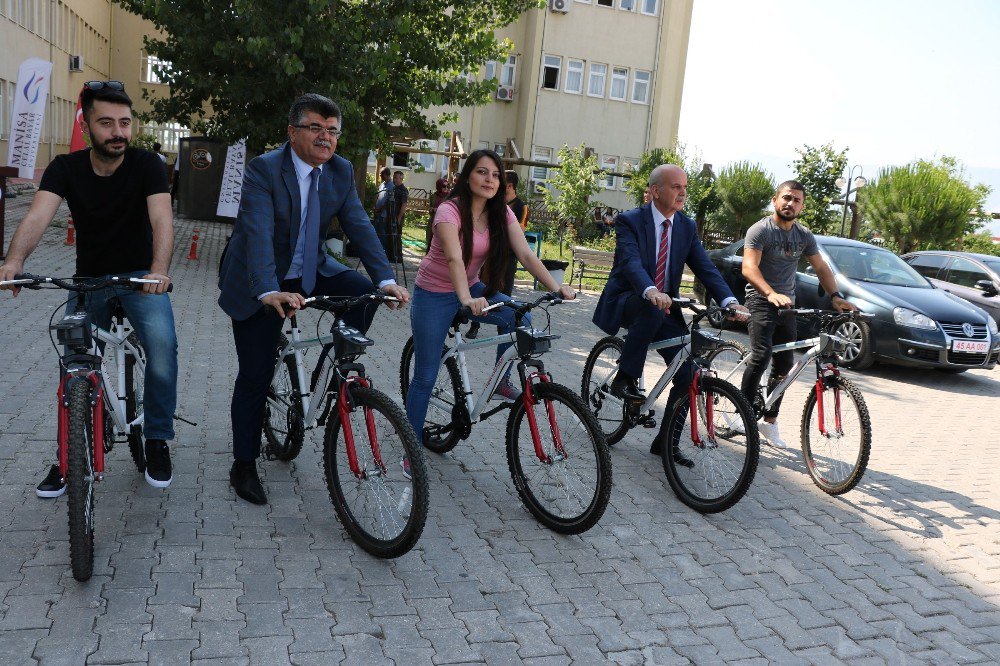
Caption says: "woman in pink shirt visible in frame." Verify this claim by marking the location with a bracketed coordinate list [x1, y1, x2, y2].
[406, 150, 575, 443]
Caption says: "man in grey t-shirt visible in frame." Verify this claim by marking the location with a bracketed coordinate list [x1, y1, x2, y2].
[740, 180, 854, 449]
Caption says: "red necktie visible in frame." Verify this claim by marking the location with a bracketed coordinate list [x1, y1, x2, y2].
[654, 220, 670, 292]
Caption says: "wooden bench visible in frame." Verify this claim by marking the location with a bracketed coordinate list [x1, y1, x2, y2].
[570, 246, 615, 289]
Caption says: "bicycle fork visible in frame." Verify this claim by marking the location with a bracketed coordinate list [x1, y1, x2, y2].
[57, 372, 107, 481]
[520, 366, 566, 464]
[336, 376, 385, 479]
[814, 363, 843, 437]
[687, 370, 716, 448]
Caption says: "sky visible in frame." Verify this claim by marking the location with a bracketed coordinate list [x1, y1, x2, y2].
[677, 0, 1000, 234]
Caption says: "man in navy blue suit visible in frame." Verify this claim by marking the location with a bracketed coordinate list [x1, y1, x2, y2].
[219, 94, 409, 504]
[592, 164, 749, 456]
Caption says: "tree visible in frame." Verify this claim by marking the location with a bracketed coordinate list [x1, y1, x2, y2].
[961, 231, 1000, 257]
[116, 0, 538, 193]
[712, 161, 774, 236]
[791, 142, 849, 236]
[540, 145, 604, 256]
[858, 157, 991, 254]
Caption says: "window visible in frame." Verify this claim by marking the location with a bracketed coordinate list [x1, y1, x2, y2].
[500, 55, 517, 87]
[641, 0, 658, 15]
[542, 55, 561, 90]
[946, 257, 990, 289]
[597, 0, 613, 6]
[632, 70, 651, 103]
[493, 143, 506, 157]
[140, 52, 172, 84]
[610, 67, 628, 101]
[484, 60, 497, 82]
[601, 156, 619, 189]
[531, 147, 552, 183]
[588, 63, 607, 97]
[414, 140, 436, 172]
[565, 59, 584, 94]
[391, 151, 409, 168]
[621, 157, 639, 190]
[906, 254, 948, 280]
[367, 151, 377, 167]
[142, 122, 189, 154]
[620, 0, 636, 10]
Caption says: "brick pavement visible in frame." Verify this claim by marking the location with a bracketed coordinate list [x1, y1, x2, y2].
[1, 197, 998, 664]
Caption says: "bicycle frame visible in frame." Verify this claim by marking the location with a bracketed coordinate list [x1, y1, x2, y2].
[590, 333, 691, 414]
[276, 321, 335, 427]
[436, 328, 518, 423]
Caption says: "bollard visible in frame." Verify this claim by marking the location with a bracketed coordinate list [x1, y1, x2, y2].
[65, 218, 75, 246]
[187, 228, 199, 260]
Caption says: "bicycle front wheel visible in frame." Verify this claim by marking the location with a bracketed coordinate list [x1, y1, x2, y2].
[661, 376, 759, 514]
[264, 339, 305, 462]
[580, 336, 630, 444]
[124, 333, 145, 472]
[324, 386, 428, 558]
[66, 379, 96, 581]
[400, 336, 463, 454]
[706, 340, 749, 387]
[506, 382, 611, 534]
[801, 376, 871, 495]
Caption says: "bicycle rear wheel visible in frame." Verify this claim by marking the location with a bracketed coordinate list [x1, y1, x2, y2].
[506, 382, 612, 534]
[400, 336, 463, 454]
[66, 379, 96, 581]
[705, 341, 749, 387]
[661, 376, 759, 514]
[264, 337, 305, 461]
[124, 333, 145, 472]
[801, 376, 871, 495]
[580, 336, 630, 445]
[324, 386, 428, 558]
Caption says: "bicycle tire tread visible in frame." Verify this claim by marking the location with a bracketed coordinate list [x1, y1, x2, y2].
[67, 379, 95, 581]
[800, 376, 871, 495]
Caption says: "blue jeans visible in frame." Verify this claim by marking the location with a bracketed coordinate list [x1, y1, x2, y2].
[405, 283, 530, 438]
[69, 271, 178, 440]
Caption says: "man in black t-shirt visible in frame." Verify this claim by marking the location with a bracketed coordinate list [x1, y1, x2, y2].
[0, 82, 178, 496]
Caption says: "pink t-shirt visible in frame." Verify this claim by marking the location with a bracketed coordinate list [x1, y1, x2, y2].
[415, 200, 518, 293]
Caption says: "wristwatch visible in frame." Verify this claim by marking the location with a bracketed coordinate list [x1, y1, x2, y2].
[830, 291, 846, 300]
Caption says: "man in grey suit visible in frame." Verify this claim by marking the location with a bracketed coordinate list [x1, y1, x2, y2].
[219, 94, 409, 505]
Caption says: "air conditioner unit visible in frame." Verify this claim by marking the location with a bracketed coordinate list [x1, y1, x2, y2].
[69, 55, 83, 72]
[550, 0, 570, 13]
[495, 85, 515, 102]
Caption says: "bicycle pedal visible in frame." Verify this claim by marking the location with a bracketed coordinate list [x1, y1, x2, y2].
[642, 419, 658, 429]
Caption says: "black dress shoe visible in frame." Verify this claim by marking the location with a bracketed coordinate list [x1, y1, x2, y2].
[610, 373, 645, 403]
[230, 460, 267, 505]
[649, 437, 695, 468]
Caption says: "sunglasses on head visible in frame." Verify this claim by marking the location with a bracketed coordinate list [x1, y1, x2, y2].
[83, 80, 125, 92]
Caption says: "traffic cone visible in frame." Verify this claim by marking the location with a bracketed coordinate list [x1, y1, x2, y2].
[65, 218, 75, 245]
[187, 229, 199, 260]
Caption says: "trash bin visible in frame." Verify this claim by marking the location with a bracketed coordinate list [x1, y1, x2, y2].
[541, 259, 569, 286]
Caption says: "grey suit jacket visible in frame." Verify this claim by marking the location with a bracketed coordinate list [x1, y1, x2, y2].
[218, 143, 393, 321]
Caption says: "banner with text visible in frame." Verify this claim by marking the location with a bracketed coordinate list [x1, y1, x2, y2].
[5, 58, 53, 178]
[216, 139, 246, 219]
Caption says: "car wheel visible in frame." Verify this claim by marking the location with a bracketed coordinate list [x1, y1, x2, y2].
[835, 319, 875, 370]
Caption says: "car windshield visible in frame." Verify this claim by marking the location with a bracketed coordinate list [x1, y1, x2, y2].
[822, 244, 930, 287]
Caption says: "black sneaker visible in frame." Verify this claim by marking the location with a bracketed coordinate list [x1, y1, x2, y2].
[36, 465, 66, 498]
[144, 439, 173, 488]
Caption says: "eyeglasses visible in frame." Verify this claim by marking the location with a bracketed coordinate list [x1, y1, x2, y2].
[83, 80, 125, 92]
[291, 124, 342, 138]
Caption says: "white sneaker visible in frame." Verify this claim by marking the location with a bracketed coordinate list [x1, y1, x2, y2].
[758, 420, 790, 449]
[493, 377, 522, 403]
[720, 412, 746, 435]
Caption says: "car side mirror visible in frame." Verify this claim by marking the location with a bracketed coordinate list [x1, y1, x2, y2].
[976, 279, 999, 296]
[803, 265, 816, 275]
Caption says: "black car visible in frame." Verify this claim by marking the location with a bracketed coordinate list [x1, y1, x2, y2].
[902, 250, 1000, 322]
[695, 236, 1000, 372]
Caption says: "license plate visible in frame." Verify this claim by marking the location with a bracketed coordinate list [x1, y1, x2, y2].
[952, 339, 989, 353]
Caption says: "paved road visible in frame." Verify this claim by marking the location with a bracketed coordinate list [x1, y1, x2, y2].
[1, 201, 998, 664]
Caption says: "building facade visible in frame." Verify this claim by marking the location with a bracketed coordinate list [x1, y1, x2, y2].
[382, 0, 694, 211]
[0, 0, 184, 176]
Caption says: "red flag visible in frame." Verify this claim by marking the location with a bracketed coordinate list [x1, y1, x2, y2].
[69, 91, 86, 152]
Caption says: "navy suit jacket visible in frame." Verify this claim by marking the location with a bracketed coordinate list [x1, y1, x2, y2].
[218, 143, 393, 321]
[592, 205, 735, 335]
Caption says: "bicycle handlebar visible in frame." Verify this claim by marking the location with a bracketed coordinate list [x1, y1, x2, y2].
[1, 273, 173, 292]
[300, 292, 398, 313]
[458, 291, 564, 323]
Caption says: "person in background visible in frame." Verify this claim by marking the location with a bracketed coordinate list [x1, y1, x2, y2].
[501, 170, 527, 296]
[152, 142, 167, 163]
[390, 170, 409, 262]
[373, 167, 394, 259]
[427, 177, 450, 250]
